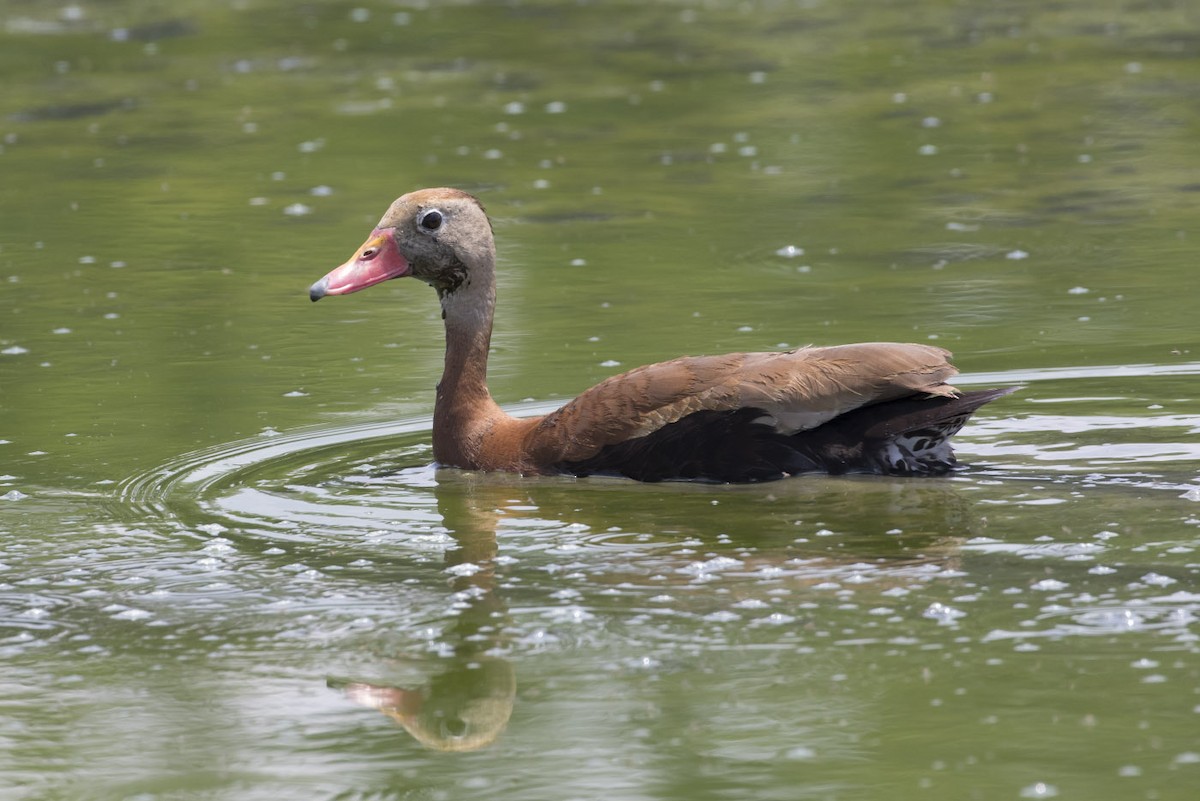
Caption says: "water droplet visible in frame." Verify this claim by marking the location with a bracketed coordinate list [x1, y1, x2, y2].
[282, 203, 312, 216]
[775, 244, 805, 258]
[1006, 249, 1030, 260]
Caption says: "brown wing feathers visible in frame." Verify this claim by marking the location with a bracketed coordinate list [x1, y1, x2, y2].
[524, 343, 962, 467]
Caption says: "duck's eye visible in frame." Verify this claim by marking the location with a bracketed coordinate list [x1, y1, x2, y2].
[419, 209, 443, 232]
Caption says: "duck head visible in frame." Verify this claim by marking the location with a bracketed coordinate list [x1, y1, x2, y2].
[309, 188, 494, 302]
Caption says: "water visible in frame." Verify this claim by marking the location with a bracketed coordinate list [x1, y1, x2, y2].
[2, 1, 1199, 799]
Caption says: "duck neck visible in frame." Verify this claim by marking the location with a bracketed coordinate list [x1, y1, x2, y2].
[432, 268, 504, 465]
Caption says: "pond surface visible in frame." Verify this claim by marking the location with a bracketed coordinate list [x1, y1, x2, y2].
[2, 1, 1199, 799]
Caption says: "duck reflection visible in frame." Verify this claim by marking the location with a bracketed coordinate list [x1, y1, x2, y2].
[333, 467, 989, 749]
[335, 476, 515, 751]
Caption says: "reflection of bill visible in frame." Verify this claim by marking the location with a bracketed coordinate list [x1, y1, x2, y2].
[340, 655, 515, 752]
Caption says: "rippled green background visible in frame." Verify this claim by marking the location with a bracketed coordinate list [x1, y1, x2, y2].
[2, 2, 1199, 800]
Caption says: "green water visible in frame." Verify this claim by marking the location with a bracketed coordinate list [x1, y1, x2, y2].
[2, 1, 1199, 799]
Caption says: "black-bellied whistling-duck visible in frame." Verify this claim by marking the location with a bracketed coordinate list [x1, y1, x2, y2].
[310, 188, 1013, 483]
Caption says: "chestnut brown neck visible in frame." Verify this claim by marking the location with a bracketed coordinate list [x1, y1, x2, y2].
[431, 258, 506, 467]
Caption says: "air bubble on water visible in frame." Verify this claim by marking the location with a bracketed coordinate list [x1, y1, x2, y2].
[732, 598, 769, 609]
[201, 538, 235, 556]
[111, 608, 153, 622]
[918, 144, 938, 155]
[3, 345, 29, 355]
[1031, 579, 1068, 591]
[543, 605, 593, 623]
[297, 139, 325, 153]
[600, 359, 621, 367]
[545, 101, 567, 114]
[775, 245, 805, 258]
[923, 602, 965, 624]
[784, 745, 816, 760]
[310, 185, 333, 196]
[1174, 752, 1200, 765]
[1019, 782, 1058, 798]
[445, 562, 482, 577]
[283, 203, 312, 216]
[282, 389, 308, 397]
[1006, 249, 1029, 260]
[1140, 572, 1176, 587]
[1068, 286, 1089, 294]
[679, 556, 743, 578]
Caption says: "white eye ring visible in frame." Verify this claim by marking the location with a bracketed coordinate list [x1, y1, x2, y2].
[418, 208, 444, 233]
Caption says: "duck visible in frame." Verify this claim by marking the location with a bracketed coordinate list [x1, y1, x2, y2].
[309, 188, 1013, 483]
